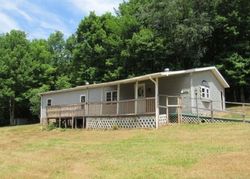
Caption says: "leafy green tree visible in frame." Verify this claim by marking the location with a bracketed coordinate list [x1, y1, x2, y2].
[73, 12, 123, 85]
[220, 53, 250, 102]
[0, 30, 31, 124]
[55, 75, 72, 90]
[25, 85, 50, 116]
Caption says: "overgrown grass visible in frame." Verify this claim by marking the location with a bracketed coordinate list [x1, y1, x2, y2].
[0, 123, 250, 178]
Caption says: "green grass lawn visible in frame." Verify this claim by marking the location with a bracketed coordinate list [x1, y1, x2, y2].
[0, 123, 250, 178]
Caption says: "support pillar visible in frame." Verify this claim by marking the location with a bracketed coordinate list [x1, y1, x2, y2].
[166, 97, 169, 123]
[83, 117, 84, 129]
[65, 119, 67, 128]
[135, 81, 138, 114]
[149, 76, 159, 129]
[59, 118, 61, 128]
[86, 88, 89, 116]
[75, 118, 77, 128]
[100, 87, 103, 115]
[155, 78, 159, 129]
[117, 84, 120, 115]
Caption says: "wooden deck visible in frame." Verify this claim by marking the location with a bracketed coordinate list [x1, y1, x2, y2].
[46, 97, 155, 119]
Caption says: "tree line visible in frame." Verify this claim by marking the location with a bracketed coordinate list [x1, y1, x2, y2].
[0, 0, 249, 125]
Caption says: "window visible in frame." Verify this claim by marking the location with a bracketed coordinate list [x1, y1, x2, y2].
[105, 91, 117, 102]
[200, 86, 210, 99]
[138, 84, 145, 98]
[106, 92, 112, 101]
[47, 99, 52, 106]
[80, 95, 86, 103]
[112, 91, 117, 101]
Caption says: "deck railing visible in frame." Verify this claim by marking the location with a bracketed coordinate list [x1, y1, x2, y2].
[46, 97, 155, 118]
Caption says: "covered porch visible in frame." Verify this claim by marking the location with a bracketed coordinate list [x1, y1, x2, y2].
[46, 76, 183, 129]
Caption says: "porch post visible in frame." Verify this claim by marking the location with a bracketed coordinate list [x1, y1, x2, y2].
[135, 81, 138, 114]
[117, 84, 120, 114]
[59, 118, 61, 128]
[86, 88, 89, 116]
[155, 78, 159, 129]
[100, 87, 103, 115]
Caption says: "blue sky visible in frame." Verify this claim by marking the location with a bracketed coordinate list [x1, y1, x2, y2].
[0, 0, 123, 39]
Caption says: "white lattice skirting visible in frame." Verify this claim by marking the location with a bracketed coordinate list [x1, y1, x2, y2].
[86, 115, 156, 129]
[159, 114, 167, 126]
[181, 114, 232, 123]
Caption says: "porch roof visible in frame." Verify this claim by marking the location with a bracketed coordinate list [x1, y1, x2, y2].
[40, 66, 229, 96]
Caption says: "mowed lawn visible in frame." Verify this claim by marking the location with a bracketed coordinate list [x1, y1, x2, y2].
[0, 123, 250, 179]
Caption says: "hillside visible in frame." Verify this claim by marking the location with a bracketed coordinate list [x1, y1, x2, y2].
[0, 123, 250, 178]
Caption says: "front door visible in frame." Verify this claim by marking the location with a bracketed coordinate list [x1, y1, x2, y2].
[137, 83, 146, 113]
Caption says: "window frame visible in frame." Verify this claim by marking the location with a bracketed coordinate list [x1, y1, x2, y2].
[200, 85, 210, 100]
[137, 83, 146, 98]
[105, 90, 117, 102]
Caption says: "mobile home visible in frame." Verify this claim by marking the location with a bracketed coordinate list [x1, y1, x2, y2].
[40, 66, 229, 129]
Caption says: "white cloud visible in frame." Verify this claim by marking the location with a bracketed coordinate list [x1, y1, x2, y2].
[69, 0, 121, 15]
[0, 0, 33, 22]
[0, 0, 71, 38]
[0, 0, 122, 38]
[0, 12, 19, 33]
[19, 1, 71, 38]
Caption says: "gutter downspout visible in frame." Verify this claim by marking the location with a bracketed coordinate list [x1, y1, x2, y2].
[149, 76, 159, 129]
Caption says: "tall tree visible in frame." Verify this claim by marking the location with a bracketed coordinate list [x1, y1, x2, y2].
[0, 30, 31, 124]
[72, 12, 123, 85]
[219, 53, 250, 102]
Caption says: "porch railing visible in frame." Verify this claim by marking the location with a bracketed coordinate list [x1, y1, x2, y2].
[46, 97, 155, 118]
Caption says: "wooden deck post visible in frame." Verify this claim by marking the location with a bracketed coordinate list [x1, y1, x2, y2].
[177, 97, 182, 123]
[149, 76, 159, 128]
[195, 89, 199, 120]
[86, 88, 89, 116]
[166, 97, 169, 123]
[117, 84, 120, 115]
[59, 118, 61, 128]
[210, 100, 214, 122]
[135, 81, 138, 114]
[82, 117, 84, 129]
[100, 87, 103, 115]
[242, 103, 245, 122]
[65, 119, 67, 128]
[155, 78, 159, 129]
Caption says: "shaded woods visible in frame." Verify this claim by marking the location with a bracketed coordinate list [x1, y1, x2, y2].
[0, 0, 249, 124]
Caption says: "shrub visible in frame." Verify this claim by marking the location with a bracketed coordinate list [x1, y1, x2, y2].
[46, 123, 57, 131]
[112, 125, 118, 130]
